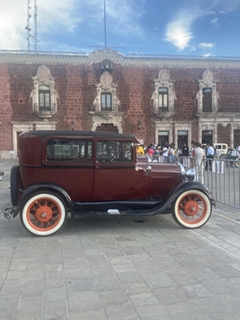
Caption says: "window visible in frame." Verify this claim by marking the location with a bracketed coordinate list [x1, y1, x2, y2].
[151, 70, 176, 116]
[203, 88, 212, 112]
[46, 139, 93, 161]
[39, 85, 51, 111]
[202, 130, 213, 144]
[158, 87, 168, 111]
[101, 93, 112, 111]
[158, 131, 169, 146]
[97, 140, 132, 162]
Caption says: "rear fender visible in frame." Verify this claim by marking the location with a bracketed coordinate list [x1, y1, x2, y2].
[12, 183, 73, 218]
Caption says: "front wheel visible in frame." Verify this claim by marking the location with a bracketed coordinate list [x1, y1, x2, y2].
[172, 190, 212, 228]
[21, 193, 67, 236]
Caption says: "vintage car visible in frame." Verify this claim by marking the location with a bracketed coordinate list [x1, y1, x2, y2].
[4, 130, 214, 236]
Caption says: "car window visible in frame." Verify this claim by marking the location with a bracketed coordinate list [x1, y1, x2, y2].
[46, 139, 93, 161]
[96, 140, 133, 163]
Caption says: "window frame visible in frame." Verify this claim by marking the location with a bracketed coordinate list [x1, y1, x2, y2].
[39, 85, 51, 111]
[101, 92, 112, 111]
[46, 139, 93, 163]
[96, 140, 133, 163]
[202, 87, 212, 112]
[158, 87, 169, 111]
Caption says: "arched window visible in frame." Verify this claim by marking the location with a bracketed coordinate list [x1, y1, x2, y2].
[202, 88, 212, 112]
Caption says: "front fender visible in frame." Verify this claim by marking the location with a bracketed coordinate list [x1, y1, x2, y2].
[13, 183, 73, 218]
[158, 181, 212, 213]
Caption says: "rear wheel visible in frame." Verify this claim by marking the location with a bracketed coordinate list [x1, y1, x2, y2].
[20, 193, 67, 236]
[172, 190, 211, 228]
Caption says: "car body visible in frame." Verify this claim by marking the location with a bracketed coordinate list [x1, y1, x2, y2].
[4, 130, 214, 236]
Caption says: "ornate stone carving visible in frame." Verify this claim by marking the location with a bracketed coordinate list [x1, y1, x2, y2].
[151, 69, 176, 117]
[196, 69, 219, 113]
[91, 66, 122, 132]
[30, 65, 59, 119]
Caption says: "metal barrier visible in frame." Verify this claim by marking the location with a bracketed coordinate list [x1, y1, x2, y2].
[179, 156, 240, 209]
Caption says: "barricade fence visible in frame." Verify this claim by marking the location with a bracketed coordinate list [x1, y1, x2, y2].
[152, 155, 240, 209]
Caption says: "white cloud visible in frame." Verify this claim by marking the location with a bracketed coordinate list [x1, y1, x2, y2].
[211, 17, 220, 27]
[198, 43, 215, 49]
[165, 12, 194, 50]
[203, 53, 214, 57]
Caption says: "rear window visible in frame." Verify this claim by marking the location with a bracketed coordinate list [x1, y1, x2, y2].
[46, 139, 93, 161]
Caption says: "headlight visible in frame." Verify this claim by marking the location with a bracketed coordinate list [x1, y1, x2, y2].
[177, 162, 186, 175]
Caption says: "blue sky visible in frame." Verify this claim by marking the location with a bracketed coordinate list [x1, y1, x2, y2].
[1, 0, 240, 57]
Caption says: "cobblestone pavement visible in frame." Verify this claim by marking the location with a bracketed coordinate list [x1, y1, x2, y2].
[0, 160, 240, 320]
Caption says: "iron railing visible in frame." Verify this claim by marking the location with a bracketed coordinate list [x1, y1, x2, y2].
[154, 155, 240, 209]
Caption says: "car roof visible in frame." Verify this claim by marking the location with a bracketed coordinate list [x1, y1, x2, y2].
[26, 130, 137, 141]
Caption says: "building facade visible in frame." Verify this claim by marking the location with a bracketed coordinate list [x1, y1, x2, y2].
[0, 49, 240, 158]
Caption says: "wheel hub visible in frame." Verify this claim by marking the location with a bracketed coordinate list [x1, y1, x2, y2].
[36, 206, 53, 222]
[184, 201, 198, 216]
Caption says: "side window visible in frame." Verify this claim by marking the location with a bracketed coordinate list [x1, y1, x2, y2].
[96, 140, 133, 163]
[46, 139, 93, 161]
[203, 88, 212, 112]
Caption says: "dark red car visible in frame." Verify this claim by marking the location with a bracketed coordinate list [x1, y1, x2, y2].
[4, 130, 214, 236]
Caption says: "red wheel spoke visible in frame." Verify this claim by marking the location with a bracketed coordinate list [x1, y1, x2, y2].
[26, 196, 62, 231]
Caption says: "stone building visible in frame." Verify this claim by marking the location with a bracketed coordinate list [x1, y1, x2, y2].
[0, 48, 240, 159]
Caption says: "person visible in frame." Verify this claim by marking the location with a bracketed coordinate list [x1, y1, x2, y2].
[161, 143, 169, 162]
[205, 143, 214, 170]
[153, 145, 161, 161]
[136, 144, 144, 156]
[168, 143, 177, 163]
[182, 143, 189, 157]
[146, 144, 154, 161]
[190, 141, 196, 168]
[181, 142, 189, 167]
[237, 144, 240, 157]
[194, 142, 204, 182]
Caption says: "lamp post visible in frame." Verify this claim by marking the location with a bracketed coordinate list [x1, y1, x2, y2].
[137, 120, 141, 130]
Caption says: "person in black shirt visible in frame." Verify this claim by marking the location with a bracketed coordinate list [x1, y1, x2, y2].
[182, 143, 189, 157]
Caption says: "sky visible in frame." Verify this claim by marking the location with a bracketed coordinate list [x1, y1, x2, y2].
[1, 0, 240, 57]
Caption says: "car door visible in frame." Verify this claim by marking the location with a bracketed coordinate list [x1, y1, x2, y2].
[93, 140, 149, 201]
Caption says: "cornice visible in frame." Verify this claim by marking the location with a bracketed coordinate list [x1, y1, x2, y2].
[1, 49, 240, 69]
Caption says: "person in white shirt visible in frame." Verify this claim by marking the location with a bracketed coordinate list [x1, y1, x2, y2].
[194, 142, 204, 182]
[161, 144, 169, 162]
[205, 143, 214, 170]
[237, 144, 240, 157]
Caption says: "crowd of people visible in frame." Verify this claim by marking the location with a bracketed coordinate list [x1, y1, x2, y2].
[136, 141, 240, 183]
[137, 141, 240, 166]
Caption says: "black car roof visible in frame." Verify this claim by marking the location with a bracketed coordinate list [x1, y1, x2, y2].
[27, 130, 136, 141]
